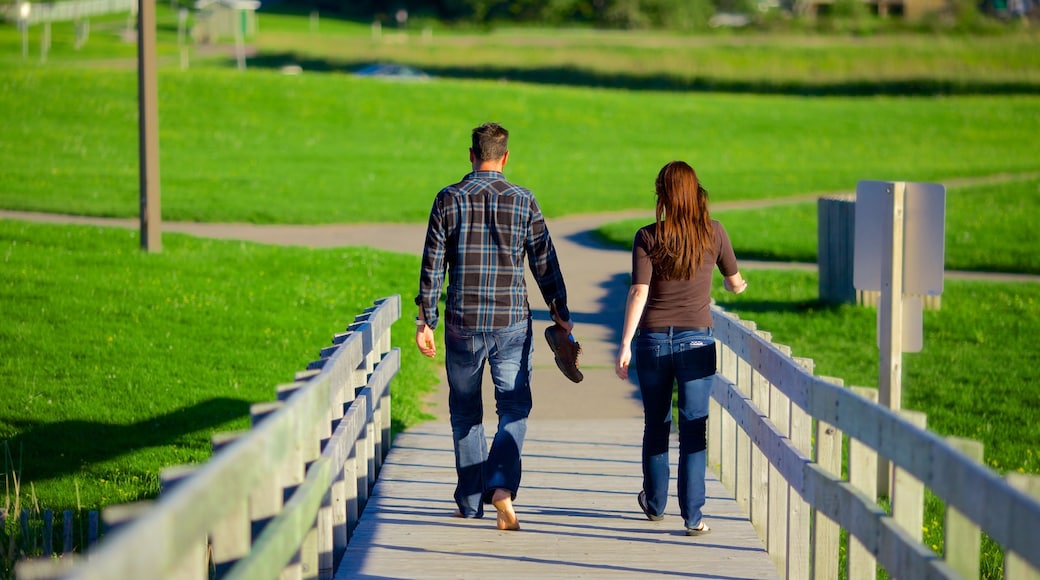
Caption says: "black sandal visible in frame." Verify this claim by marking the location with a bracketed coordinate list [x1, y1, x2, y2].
[637, 490, 664, 521]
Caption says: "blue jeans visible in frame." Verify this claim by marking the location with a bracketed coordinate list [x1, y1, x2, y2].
[634, 327, 716, 529]
[444, 318, 533, 518]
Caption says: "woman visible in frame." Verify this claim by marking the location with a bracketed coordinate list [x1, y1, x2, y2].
[615, 161, 747, 536]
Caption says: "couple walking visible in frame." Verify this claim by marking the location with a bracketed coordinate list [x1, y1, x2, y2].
[413, 122, 748, 535]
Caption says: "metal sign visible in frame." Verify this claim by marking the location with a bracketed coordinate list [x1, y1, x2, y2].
[877, 295, 923, 353]
[853, 180, 946, 295]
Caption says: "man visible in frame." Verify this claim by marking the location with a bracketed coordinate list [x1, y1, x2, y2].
[415, 122, 573, 531]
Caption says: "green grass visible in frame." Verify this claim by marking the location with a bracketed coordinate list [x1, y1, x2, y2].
[2, 65, 1039, 224]
[3, 11, 1040, 225]
[597, 176, 1040, 274]
[250, 14, 1040, 91]
[0, 219, 436, 517]
[2, 10, 1039, 576]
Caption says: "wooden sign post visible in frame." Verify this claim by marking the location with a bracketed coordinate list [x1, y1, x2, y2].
[854, 180, 945, 493]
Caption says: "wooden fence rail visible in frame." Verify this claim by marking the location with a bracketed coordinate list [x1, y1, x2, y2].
[15, 295, 402, 580]
[12, 295, 1039, 579]
[708, 304, 1040, 579]
[0, 0, 135, 25]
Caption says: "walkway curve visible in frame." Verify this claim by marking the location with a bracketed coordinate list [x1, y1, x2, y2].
[3, 198, 1037, 423]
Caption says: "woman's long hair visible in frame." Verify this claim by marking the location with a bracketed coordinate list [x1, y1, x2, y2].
[648, 161, 712, 280]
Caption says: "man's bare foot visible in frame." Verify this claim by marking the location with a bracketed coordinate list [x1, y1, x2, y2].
[491, 488, 520, 531]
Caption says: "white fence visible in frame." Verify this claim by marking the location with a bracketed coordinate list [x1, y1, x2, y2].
[12, 295, 1039, 579]
[708, 304, 1040, 579]
[16, 295, 402, 580]
[0, 0, 135, 25]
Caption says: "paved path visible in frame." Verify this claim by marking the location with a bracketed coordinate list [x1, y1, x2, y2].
[4, 204, 1035, 421]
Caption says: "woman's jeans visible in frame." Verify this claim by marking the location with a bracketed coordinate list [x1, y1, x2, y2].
[444, 318, 533, 518]
[635, 327, 716, 529]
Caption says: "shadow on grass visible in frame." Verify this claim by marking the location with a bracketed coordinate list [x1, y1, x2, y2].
[1, 397, 251, 486]
[714, 297, 846, 316]
[245, 51, 1040, 97]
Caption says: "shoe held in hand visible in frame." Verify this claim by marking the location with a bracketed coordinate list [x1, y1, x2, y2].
[544, 324, 583, 383]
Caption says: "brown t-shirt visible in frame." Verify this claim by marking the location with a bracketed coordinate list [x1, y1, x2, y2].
[632, 220, 739, 329]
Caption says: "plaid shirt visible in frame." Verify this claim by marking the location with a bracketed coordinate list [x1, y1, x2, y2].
[416, 171, 569, 331]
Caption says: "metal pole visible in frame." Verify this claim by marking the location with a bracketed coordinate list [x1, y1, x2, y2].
[137, 0, 161, 252]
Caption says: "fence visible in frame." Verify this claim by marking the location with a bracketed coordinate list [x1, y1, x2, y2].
[15, 295, 402, 580]
[708, 304, 1040, 579]
[1, 508, 99, 568]
[0, 0, 134, 25]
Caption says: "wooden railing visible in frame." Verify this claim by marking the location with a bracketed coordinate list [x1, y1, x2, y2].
[16, 295, 402, 580]
[0, 0, 135, 25]
[708, 305, 1040, 579]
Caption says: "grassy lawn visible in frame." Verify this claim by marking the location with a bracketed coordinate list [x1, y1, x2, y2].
[1, 8, 1039, 576]
[2, 11, 1040, 224]
[598, 175, 1040, 274]
[0, 220, 436, 516]
[2, 65, 1039, 224]
[251, 13, 1040, 92]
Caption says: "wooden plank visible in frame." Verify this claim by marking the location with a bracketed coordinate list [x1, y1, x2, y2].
[1005, 473, 1040, 580]
[848, 386, 879, 580]
[788, 358, 814, 580]
[225, 458, 334, 580]
[733, 328, 753, 518]
[813, 376, 844, 580]
[749, 333, 771, 544]
[944, 437, 983, 579]
[721, 387, 738, 493]
[801, 467, 959, 580]
[892, 410, 927, 545]
[335, 419, 780, 579]
[708, 362, 726, 473]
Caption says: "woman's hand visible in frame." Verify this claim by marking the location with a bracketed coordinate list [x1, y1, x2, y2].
[724, 273, 748, 294]
[615, 344, 632, 380]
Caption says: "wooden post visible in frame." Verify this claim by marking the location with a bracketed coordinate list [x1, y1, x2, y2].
[813, 376, 844, 580]
[767, 344, 792, 576]
[945, 437, 983, 578]
[158, 466, 208, 580]
[137, 0, 161, 252]
[211, 433, 251, 577]
[720, 333, 740, 494]
[789, 357, 814, 580]
[1005, 473, 1040, 579]
[892, 411, 927, 544]
[878, 181, 905, 412]
[707, 342, 726, 474]
[877, 181, 905, 495]
[848, 387, 879, 580]
[749, 331, 771, 544]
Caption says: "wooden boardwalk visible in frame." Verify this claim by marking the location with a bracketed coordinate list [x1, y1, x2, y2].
[334, 418, 780, 579]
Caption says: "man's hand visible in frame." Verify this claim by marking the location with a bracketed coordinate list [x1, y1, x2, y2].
[551, 312, 574, 333]
[415, 324, 436, 358]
